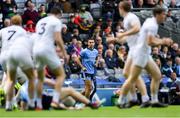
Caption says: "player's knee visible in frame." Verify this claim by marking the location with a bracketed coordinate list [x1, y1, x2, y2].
[154, 72, 162, 81]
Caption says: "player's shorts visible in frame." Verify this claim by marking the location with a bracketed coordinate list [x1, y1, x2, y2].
[82, 72, 95, 81]
[6, 49, 34, 71]
[132, 52, 153, 68]
[126, 47, 135, 60]
[33, 47, 61, 71]
[0, 51, 9, 71]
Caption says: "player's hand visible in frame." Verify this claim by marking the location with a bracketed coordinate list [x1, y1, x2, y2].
[116, 32, 124, 39]
[162, 38, 173, 46]
[82, 67, 87, 71]
[64, 53, 69, 63]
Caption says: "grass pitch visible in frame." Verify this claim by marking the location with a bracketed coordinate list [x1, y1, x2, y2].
[0, 106, 180, 118]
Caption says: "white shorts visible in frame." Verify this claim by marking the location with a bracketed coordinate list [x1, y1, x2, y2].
[0, 51, 9, 71]
[132, 52, 153, 68]
[126, 48, 135, 61]
[7, 49, 34, 71]
[33, 47, 61, 71]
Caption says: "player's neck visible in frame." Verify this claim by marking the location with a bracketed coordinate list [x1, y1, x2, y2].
[87, 47, 94, 50]
[123, 12, 128, 18]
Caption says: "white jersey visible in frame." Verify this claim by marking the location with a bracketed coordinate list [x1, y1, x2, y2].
[34, 15, 62, 49]
[0, 25, 27, 53]
[123, 12, 141, 49]
[136, 17, 158, 55]
[10, 33, 35, 55]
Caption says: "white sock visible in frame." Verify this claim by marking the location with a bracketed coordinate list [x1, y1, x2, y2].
[118, 95, 127, 105]
[52, 91, 60, 103]
[28, 99, 35, 107]
[6, 101, 12, 109]
[142, 95, 149, 103]
[131, 93, 138, 102]
[151, 94, 158, 103]
[36, 98, 42, 108]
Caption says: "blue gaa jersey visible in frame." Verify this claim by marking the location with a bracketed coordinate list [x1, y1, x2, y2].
[80, 48, 98, 74]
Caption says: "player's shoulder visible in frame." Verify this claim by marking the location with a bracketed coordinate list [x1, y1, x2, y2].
[127, 12, 138, 19]
[144, 18, 157, 28]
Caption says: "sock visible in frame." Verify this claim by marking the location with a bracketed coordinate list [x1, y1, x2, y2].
[118, 95, 127, 105]
[6, 101, 12, 109]
[141, 95, 149, 103]
[28, 99, 35, 107]
[36, 98, 42, 108]
[151, 94, 158, 103]
[131, 93, 138, 102]
[52, 91, 60, 103]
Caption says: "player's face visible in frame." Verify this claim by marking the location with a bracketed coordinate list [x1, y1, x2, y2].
[118, 4, 123, 16]
[158, 11, 167, 23]
[88, 40, 95, 49]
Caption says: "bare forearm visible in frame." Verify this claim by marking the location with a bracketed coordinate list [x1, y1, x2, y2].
[122, 26, 139, 37]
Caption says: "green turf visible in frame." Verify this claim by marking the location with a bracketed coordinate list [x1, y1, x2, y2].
[0, 106, 180, 118]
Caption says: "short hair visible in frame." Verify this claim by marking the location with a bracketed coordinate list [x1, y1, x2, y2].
[11, 15, 22, 25]
[87, 38, 95, 42]
[153, 5, 166, 16]
[119, 1, 131, 12]
[50, 7, 62, 15]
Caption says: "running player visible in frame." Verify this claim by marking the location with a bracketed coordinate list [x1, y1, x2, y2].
[115, 1, 149, 107]
[118, 6, 173, 108]
[33, 7, 68, 109]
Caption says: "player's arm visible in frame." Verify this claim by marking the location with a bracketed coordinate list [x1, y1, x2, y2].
[116, 21, 140, 40]
[54, 31, 68, 58]
[76, 51, 86, 70]
[147, 31, 173, 46]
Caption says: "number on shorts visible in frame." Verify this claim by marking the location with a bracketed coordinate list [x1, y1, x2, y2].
[8, 30, 16, 40]
[38, 23, 47, 35]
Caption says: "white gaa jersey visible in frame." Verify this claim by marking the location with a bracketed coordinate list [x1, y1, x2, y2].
[0, 25, 27, 53]
[123, 12, 141, 48]
[136, 17, 158, 55]
[10, 34, 34, 55]
[34, 15, 62, 49]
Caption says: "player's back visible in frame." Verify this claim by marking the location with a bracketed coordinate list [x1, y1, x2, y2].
[10, 34, 34, 55]
[123, 12, 141, 48]
[0, 25, 27, 53]
[35, 15, 62, 49]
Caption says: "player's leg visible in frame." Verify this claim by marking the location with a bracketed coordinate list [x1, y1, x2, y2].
[145, 57, 167, 107]
[123, 57, 149, 107]
[84, 79, 92, 99]
[118, 64, 142, 108]
[5, 68, 16, 111]
[22, 68, 35, 108]
[36, 69, 44, 109]
[50, 66, 65, 108]
[61, 87, 100, 109]
[89, 76, 96, 101]
[123, 57, 138, 103]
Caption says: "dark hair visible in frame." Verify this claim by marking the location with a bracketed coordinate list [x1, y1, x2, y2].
[25, 0, 32, 8]
[119, 1, 131, 12]
[87, 38, 95, 42]
[153, 5, 166, 16]
[50, 7, 61, 15]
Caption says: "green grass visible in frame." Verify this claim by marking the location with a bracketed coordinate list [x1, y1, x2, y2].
[0, 106, 180, 118]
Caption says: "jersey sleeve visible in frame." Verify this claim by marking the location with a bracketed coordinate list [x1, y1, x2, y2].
[54, 20, 62, 32]
[80, 49, 85, 58]
[146, 26, 157, 36]
[129, 15, 141, 28]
